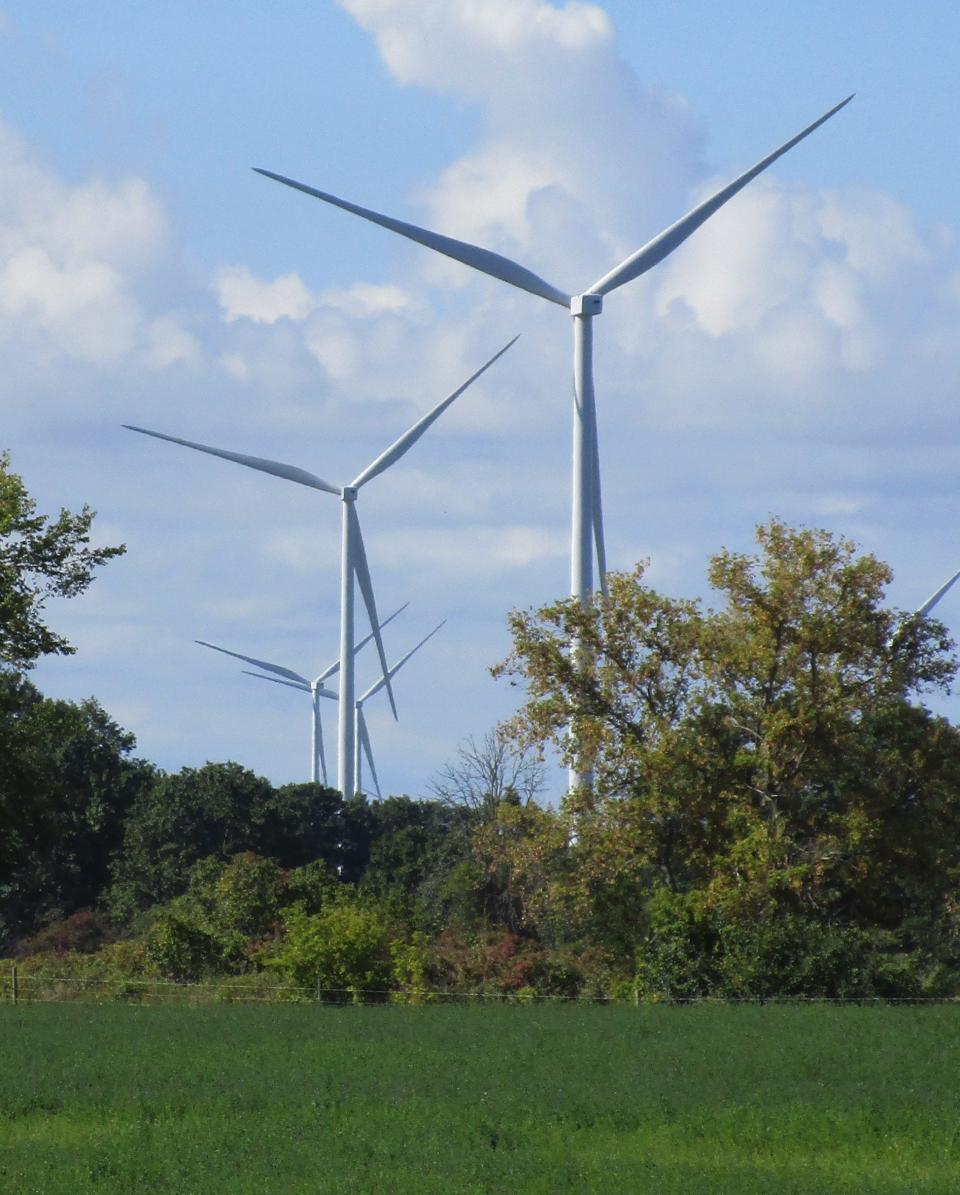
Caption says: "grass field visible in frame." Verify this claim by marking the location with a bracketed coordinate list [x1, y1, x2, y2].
[1, 1003, 959, 1193]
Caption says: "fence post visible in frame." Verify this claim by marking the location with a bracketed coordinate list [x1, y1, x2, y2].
[633, 986, 639, 1007]
[11, 964, 18, 1005]
[316, 976, 321, 1004]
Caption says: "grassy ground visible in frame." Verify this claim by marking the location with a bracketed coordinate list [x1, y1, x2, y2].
[1, 1003, 959, 1193]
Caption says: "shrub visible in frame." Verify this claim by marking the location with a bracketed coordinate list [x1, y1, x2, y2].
[264, 899, 395, 1002]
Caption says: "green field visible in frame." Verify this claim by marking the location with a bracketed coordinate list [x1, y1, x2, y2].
[1, 1004, 959, 1193]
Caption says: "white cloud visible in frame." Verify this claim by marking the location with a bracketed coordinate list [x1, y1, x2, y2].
[0, 245, 138, 361]
[319, 281, 426, 318]
[217, 265, 314, 324]
[0, 116, 192, 371]
[340, 0, 612, 96]
[146, 316, 201, 370]
[373, 524, 567, 572]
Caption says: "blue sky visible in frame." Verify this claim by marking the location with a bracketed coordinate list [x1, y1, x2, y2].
[5, 1, 960, 799]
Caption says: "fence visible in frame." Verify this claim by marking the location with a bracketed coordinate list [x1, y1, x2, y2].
[8, 964, 960, 1007]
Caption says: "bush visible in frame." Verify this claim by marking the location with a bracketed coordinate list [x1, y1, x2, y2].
[12, 909, 118, 958]
[264, 898, 395, 1002]
[634, 885, 960, 1001]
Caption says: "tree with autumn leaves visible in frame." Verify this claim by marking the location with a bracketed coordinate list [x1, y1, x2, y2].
[494, 520, 960, 997]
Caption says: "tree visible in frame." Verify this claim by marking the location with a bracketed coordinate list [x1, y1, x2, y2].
[0, 672, 153, 947]
[0, 450, 124, 669]
[497, 520, 960, 994]
[429, 727, 546, 820]
[107, 767, 356, 921]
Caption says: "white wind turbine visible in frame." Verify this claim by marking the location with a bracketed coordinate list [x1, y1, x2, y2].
[195, 602, 408, 784]
[353, 619, 446, 798]
[255, 95, 852, 785]
[238, 618, 445, 797]
[125, 337, 516, 797]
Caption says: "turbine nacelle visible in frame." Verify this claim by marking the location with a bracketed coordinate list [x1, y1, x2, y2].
[570, 294, 603, 317]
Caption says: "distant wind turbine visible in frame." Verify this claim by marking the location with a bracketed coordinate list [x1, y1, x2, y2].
[195, 602, 407, 783]
[241, 618, 445, 797]
[353, 619, 446, 797]
[255, 95, 852, 787]
[125, 335, 516, 797]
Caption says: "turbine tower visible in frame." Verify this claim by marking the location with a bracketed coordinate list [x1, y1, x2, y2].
[255, 95, 852, 786]
[125, 337, 516, 797]
[195, 602, 407, 783]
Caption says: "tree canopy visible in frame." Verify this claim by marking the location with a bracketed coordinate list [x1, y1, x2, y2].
[496, 520, 960, 995]
[0, 450, 124, 670]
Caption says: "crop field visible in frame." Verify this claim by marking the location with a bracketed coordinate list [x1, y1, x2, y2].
[1, 1003, 959, 1193]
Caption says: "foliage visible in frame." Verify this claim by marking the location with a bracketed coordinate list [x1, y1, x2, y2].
[0, 450, 124, 670]
[390, 931, 433, 1003]
[0, 672, 153, 947]
[141, 853, 337, 982]
[264, 896, 396, 1001]
[107, 768, 346, 919]
[12, 909, 118, 958]
[498, 520, 960, 992]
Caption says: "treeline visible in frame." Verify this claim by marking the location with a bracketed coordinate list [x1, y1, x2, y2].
[2, 672, 608, 999]
[6, 447, 960, 1000]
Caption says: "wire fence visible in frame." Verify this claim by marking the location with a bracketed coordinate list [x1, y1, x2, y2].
[7, 965, 960, 1007]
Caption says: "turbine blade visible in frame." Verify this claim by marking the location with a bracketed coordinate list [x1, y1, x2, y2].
[197, 640, 309, 684]
[352, 338, 519, 489]
[313, 601, 409, 684]
[358, 620, 446, 704]
[241, 670, 311, 693]
[357, 708, 382, 800]
[254, 169, 571, 308]
[590, 419, 609, 598]
[916, 568, 960, 618]
[350, 506, 398, 720]
[589, 95, 854, 297]
[124, 425, 340, 495]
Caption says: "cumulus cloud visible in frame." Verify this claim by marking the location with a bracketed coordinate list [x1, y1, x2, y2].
[217, 266, 313, 324]
[0, 116, 189, 369]
[340, 0, 612, 98]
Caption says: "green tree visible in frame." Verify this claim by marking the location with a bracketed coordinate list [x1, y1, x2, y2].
[498, 520, 960, 994]
[108, 766, 352, 920]
[0, 672, 153, 947]
[0, 450, 124, 669]
[266, 897, 395, 1001]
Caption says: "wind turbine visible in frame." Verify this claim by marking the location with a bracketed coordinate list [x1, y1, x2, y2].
[353, 619, 446, 798]
[195, 602, 408, 783]
[239, 618, 446, 797]
[125, 336, 516, 798]
[255, 95, 853, 786]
